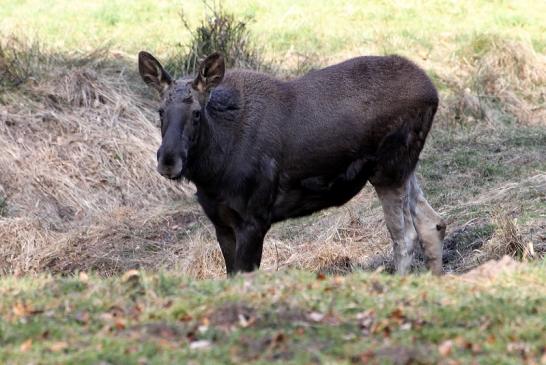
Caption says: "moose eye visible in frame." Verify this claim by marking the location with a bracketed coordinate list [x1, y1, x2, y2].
[192, 110, 201, 121]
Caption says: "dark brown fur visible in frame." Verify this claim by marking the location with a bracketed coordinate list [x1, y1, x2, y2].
[139, 52, 439, 275]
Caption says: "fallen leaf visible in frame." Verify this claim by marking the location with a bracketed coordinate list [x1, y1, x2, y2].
[190, 340, 211, 350]
[178, 313, 192, 322]
[308, 312, 324, 322]
[79, 272, 89, 283]
[438, 340, 453, 356]
[20, 339, 32, 352]
[471, 343, 482, 354]
[507, 342, 531, 355]
[371, 319, 392, 337]
[238, 313, 255, 328]
[13, 302, 43, 317]
[115, 318, 126, 330]
[50, 341, 68, 352]
[122, 269, 140, 283]
[356, 309, 375, 335]
[13, 302, 31, 317]
[389, 307, 405, 323]
[454, 336, 468, 348]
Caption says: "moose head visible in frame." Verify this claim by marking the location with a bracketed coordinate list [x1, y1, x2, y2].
[138, 51, 225, 179]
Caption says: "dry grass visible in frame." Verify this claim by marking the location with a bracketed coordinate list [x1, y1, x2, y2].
[0, 43, 192, 275]
[436, 35, 546, 126]
[0, 34, 544, 278]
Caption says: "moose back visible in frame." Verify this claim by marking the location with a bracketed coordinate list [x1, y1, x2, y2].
[138, 51, 446, 275]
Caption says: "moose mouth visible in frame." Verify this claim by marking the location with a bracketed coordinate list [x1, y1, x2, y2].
[164, 167, 185, 181]
[157, 164, 185, 181]
[166, 172, 183, 181]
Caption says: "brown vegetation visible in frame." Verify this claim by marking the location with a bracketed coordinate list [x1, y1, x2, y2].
[0, 30, 544, 278]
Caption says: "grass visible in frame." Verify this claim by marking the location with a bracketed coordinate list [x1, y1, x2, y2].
[0, 1, 545, 362]
[1, 262, 545, 364]
[1, 0, 545, 59]
[420, 125, 546, 207]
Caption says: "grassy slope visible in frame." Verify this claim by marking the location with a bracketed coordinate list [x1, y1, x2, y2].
[1, 262, 545, 364]
[1, 0, 545, 58]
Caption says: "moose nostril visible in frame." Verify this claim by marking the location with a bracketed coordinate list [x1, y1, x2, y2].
[161, 155, 175, 167]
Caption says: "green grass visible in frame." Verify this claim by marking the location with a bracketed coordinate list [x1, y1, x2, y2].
[1, 264, 545, 364]
[1, 0, 545, 60]
[419, 125, 546, 209]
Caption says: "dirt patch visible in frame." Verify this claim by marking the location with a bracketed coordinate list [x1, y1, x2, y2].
[460, 255, 522, 282]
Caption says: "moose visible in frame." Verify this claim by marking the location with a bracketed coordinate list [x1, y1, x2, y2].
[138, 51, 446, 276]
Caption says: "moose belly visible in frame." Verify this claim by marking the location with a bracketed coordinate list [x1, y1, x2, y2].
[271, 156, 375, 222]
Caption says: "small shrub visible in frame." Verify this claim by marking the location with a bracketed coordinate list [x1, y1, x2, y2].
[165, 1, 267, 77]
[0, 37, 48, 88]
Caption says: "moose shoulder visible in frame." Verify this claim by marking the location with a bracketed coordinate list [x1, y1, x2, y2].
[139, 51, 446, 276]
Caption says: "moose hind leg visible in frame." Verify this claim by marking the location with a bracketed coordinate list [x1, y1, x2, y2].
[408, 174, 446, 275]
[375, 184, 416, 274]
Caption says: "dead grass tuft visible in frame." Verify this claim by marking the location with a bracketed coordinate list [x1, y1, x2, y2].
[438, 35, 545, 126]
[488, 211, 527, 259]
[477, 208, 542, 265]
[0, 218, 61, 275]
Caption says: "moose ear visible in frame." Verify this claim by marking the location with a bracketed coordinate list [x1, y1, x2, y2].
[192, 53, 225, 94]
[138, 51, 172, 95]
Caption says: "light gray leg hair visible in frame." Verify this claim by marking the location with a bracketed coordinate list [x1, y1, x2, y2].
[408, 173, 446, 275]
[375, 183, 415, 275]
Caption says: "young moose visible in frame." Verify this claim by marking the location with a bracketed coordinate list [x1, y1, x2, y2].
[138, 51, 446, 275]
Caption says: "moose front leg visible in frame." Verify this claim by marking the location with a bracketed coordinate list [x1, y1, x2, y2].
[213, 224, 236, 275]
[196, 191, 239, 276]
[233, 220, 270, 273]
